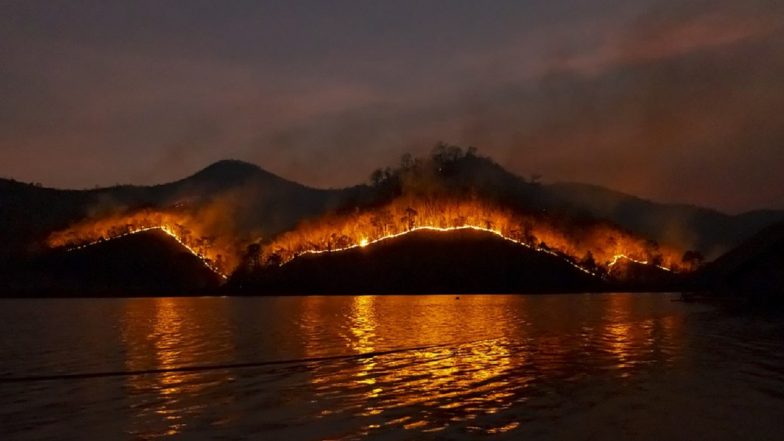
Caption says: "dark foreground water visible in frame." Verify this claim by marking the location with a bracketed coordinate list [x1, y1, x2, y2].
[1, 294, 783, 440]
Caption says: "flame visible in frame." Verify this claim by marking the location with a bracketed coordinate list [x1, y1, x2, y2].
[261, 196, 691, 275]
[608, 254, 672, 272]
[46, 195, 695, 281]
[47, 209, 237, 278]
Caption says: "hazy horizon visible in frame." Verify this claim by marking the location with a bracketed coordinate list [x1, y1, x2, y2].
[2, 0, 783, 212]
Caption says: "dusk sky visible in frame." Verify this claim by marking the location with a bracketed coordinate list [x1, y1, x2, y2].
[1, 0, 783, 213]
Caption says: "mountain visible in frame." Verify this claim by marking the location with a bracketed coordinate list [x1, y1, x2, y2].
[2, 148, 782, 296]
[230, 229, 609, 294]
[541, 183, 784, 260]
[699, 220, 784, 300]
[4, 156, 779, 264]
[3, 229, 222, 297]
[0, 160, 353, 260]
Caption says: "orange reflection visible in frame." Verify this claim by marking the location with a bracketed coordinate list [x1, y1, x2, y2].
[601, 294, 684, 376]
[120, 298, 235, 439]
[297, 294, 684, 438]
[300, 295, 523, 436]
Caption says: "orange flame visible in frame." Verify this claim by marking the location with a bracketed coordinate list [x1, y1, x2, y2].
[47, 196, 694, 280]
[261, 196, 690, 274]
[47, 209, 239, 278]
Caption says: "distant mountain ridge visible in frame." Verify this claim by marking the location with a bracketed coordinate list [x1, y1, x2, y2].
[3, 148, 784, 296]
[0, 159, 353, 260]
[542, 182, 783, 259]
[3, 156, 782, 263]
[698, 220, 784, 299]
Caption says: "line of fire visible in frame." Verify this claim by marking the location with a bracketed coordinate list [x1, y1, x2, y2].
[47, 196, 697, 283]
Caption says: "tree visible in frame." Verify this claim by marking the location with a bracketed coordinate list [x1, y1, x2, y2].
[681, 250, 704, 269]
[243, 243, 261, 271]
[431, 142, 464, 166]
[522, 222, 536, 246]
[404, 207, 418, 230]
[371, 209, 393, 235]
[581, 251, 597, 272]
[369, 169, 385, 186]
[214, 254, 226, 272]
[265, 251, 282, 268]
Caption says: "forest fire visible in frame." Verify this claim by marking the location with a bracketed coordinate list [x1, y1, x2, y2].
[47, 197, 696, 282]
[260, 196, 693, 277]
[47, 209, 238, 278]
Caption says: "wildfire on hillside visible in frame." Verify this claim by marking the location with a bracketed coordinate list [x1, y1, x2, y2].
[47, 195, 699, 281]
[47, 209, 240, 278]
[259, 196, 695, 276]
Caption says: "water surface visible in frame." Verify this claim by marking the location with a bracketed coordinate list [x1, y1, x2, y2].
[1, 293, 783, 440]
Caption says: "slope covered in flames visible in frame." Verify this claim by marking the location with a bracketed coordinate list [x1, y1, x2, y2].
[234, 228, 609, 294]
[221, 146, 692, 292]
[5, 144, 780, 294]
[5, 229, 222, 296]
[45, 146, 697, 281]
[2, 159, 352, 263]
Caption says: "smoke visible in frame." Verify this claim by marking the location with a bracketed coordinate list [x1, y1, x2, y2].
[1, 0, 783, 212]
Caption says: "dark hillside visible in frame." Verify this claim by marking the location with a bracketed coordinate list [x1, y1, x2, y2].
[1, 230, 222, 297]
[232, 229, 608, 294]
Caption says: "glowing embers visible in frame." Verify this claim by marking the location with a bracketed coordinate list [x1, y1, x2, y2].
[47, 208, 240, 278]
[289, 225, 600, 277]
[62, 225, 228, 279]
[608, 254, 672, 272]
[261, 197, 688, 276]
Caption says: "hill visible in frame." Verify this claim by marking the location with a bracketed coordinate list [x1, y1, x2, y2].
[1, 230, 223, 297]
[699, 220, 784, 300]
[4, 152, 780, 265]
[542, 183, 783, 259]
[0, 160, 351, 261]
[2, 146, 782, 295]
[229, 228, 678, 294]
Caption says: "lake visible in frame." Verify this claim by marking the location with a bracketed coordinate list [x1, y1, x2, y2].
[1, 293, 783, 440]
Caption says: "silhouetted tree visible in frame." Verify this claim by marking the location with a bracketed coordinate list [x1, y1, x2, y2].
[215, 254, 225, 272]
[243, 243, 261, 271]
[404, 207, 418, 230]
[681, 250, 704, 269]
[581, 251, 597, 272]
[369, 169, 385, 186]
[265, 251, 282, 267]
[522, 222, 536, 246]
[431, 142, 464, 166]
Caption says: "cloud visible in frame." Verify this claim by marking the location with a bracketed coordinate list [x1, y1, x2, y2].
[548, 7, 782, 76]
[0, 0, 783, 212]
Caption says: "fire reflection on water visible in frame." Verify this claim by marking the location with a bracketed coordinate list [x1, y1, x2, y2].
[5, 295, 780, 441]
[298, 294, 683, 438]
[120, 298, 235, 439]
[301, 296, 527, 436]
[103, 295, 684, 439]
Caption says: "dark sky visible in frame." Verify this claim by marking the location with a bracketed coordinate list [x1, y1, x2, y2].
[1, 0, 783, 213]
